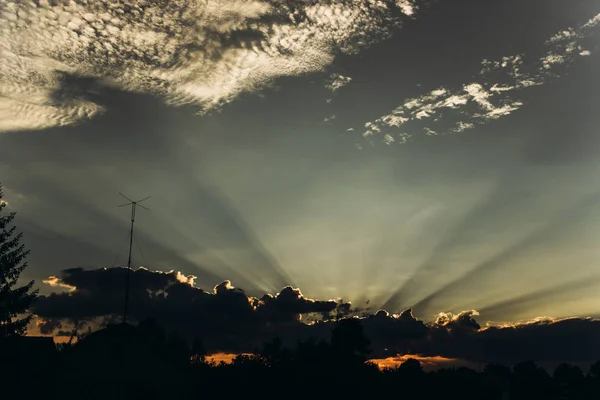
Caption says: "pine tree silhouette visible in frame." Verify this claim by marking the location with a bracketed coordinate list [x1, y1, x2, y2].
[0, 183, 38, 336]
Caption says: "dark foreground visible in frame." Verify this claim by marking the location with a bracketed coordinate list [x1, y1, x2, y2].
[3, 319, 600, 400]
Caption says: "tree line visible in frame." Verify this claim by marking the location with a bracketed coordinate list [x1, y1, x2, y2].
[53, 317, 600, 400]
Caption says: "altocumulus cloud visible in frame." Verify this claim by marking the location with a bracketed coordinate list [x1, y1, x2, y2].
[360, 12, 600, 144]
[33, 267, 600, 365]
[0, 0, 418, 133]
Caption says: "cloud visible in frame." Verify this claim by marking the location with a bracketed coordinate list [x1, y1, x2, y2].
[405, 314, 600, 366]
[0, 0, 417, 133]
[42, 276, 77, 292]
[432, 317, 600, 365]
[36, 318, 63, 335]
[326, 73, 353, 92]
[394, 1, 419, 17]
[361, 309, 429, 353]
[358, 12, 600, 144]
[32, 268, 600, 364]
[434, 310, 481, 333]
[32, 266, 345, 351]
[258, 286, 338, 323]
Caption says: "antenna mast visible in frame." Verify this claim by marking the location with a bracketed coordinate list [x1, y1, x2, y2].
[118, 192, 150, 324]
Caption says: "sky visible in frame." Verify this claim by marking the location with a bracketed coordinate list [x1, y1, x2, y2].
[1, 0, 600, 364]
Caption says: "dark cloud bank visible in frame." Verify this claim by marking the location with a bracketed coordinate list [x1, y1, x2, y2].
[34, 267, 600, 365]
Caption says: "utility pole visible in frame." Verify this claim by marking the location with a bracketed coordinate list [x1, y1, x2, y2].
[118, 192, 150, 324]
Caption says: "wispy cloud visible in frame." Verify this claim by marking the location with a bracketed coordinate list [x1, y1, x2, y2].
[358, 13, 600, 144]
[0, 0, 419, 133]
[42, 276, 76, 292]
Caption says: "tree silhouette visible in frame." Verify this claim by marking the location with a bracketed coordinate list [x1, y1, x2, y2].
[138, 317, 167, 344]
[512, 361, 552, 400]
[554, 363, 585, 400]
[167, 331, 188, 361]
[588, 360, 600, 379]
[331, 317, 371, 367]
[191, 335, 207, 364]
[0, 183, 37, 336]
[397, 357, 424, 377]
[260, 336, 292, 367]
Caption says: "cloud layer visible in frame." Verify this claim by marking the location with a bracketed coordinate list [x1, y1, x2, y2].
[33, 267, 600, 365]
[0, 0, 419, 132]
[359, 12, 600, 144]
[33, 266, 345, 351]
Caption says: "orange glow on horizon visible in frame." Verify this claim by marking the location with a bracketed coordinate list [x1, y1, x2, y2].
[205, 352, 253, 364]
[27, 322, 70, 344]
[206, 352, 475, 371]
[369, 354, 476, 371]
